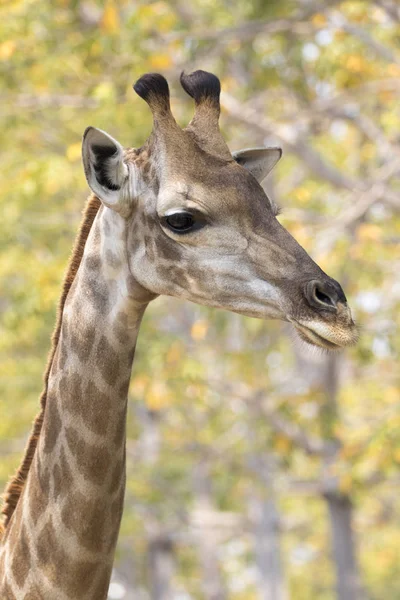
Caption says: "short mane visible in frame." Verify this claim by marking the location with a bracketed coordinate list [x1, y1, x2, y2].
[0, 194, 101, 537]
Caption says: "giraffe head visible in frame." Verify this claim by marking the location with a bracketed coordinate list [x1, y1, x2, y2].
[82, 71, 357, 350]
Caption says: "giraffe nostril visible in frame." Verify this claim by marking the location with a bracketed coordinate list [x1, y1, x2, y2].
[314, 286, 335, 307]
[305, 280, 341, 311]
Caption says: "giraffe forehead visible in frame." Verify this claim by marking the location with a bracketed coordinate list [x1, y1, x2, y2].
[157, 169, 260, 216]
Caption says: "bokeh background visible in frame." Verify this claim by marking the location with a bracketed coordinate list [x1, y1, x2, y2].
[1, 1, 400, 598]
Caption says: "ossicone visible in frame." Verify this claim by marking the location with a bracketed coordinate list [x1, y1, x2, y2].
[180, 70, 221, 109]
[180, 69, 230, 159]
[133, 73, 171, 115]
[132, 69, 230, 160]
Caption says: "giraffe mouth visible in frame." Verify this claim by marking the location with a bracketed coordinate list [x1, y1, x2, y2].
[291, 317, 359, 350]
[293, 323, 342, 350]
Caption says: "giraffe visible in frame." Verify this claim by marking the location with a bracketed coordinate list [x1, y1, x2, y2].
[0, 70, 358, 599]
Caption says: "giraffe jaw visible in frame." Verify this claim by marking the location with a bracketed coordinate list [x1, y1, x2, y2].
[291, 319, 358, 350]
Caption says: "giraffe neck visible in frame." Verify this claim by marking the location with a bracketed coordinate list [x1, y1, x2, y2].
[0, 205, 153, 600]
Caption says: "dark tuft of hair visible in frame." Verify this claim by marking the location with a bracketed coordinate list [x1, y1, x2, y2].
[180, 70, 221, 105]
[133, 73, 170, 104]
[92, 145, 120, 191]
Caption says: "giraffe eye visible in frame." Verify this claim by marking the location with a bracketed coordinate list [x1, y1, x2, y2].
[162, 211, 205, 234]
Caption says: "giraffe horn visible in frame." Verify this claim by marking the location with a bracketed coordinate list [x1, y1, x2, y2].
[133, 73, 177, 129]
[180, 70, 232, 160]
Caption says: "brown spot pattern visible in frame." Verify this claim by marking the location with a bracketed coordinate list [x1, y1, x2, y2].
[28, 477, 45, 526]
[23, 589, 44, 600]
[73, 324, 96, 362]
[109, 454, 125, 493]
[61, 490, 108, 553]
[52, 461, 63, 500]
[59, 371, 81, 401]
[36, 517, 102, 597]
[59, 446, 73, 490]
[65, 427, 111, 486]
[57, 337, 68, 371]
[0, 551, 5, 579]
[95, 336, 119, 387]
[63, 373, 111, 436]
[90, 566, 113, 600]
[11, 524, 30, 587]
[118, 373, 132, 398]
[157, 236, 183, 261]
[113, 412, 127, 446]
[51, 445, 73, 502]
[81, 380, 111, 436]
[85, 254, 101, 272]
[113, 322, 131, 346]
[2, 580, 17, 600]
[42, 398, 61, 454]
[36, 517, 61, 573]
[144, 234, 155, 260]
[50, 345, 60, 377]
[106, 249, 121, 269]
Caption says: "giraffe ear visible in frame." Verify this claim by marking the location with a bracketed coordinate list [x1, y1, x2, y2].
[233, 147, 282, 182]
[82, 127, 129, 212]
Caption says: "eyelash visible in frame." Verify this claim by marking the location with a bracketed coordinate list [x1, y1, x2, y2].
[161, 211, 207, 234]
[160, 202, 281, 235]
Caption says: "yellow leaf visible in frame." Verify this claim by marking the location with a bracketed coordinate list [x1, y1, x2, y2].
[158, 14, 177, 33]
[361, 143, 375, 161]
[357, 223, 382, 242]
[289, 224, 309, 247]
[378, 89, 395, 103]
[0, 40, 16, 60]
[311, 13, 327, 27]
[340, 442, 360, 459]
[102, 0, 119, 34]
[149, 54, 172, 70]
[346, 55, 364, 73]
[130, 375, 149, 396]
[166, 341, 182, 364]
[93, 81, 115, 101]
[314, 252, 330, 272]
[145, 382, 169, 411]
[136, 5, 155, 20]
[294, 187, 311, 204]
[339, 473, 352, 493]
[275, 434, 291, 454]
[387, 64, 400, 77]
[334, 30, 346, 41]
[384, 387, 400, 404]
[191, 320, 208, 341]
[66, 142, 82, 162]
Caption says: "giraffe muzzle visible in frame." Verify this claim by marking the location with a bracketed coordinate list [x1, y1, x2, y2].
[286, 279, 358, 349]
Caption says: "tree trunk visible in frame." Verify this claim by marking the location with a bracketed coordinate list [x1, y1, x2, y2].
[192, 462, 227, 600]
[138, 408, 176, 599]
[325, 492, 362, 600]
[148, 531, 175, 600]
[250, 491, 288, 600]
[321, 355, 363, 600]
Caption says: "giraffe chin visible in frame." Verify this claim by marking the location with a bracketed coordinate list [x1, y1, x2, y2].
[293, 321, 358, 351]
